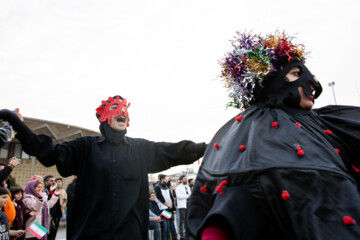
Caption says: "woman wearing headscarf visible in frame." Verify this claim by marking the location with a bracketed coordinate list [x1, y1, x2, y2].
[23, 180, 59, 240]
[187, 31, 360, 239]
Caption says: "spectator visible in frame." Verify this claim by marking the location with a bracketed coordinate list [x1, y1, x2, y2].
[10, 187, 26, 240]
[55, 178, 67, 216]
[155, 174, 178, 240]
[29, 176, 43, 182]
[174, 178, 181, 231]
[188, 179, 194, 192]
[23, 180, 59, 240]
[149, 192, 170, 240]
[0, 159, 20, 226]
[148, 192, 162, 240]
[47, 178, 66, 240]
[0, 187, 25, 239]
[43, 176, 55, 199]
[65, 176, 76, 240]
[175, 175, 191, 240]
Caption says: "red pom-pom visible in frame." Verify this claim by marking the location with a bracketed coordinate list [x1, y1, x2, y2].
[235, 115, 244, 122]
[297, 150, 304, 156]
[334, 148, 340, 154]
[272, 122, 279, 129]
[239, 145, 246, 152]
[214, 143, 219, 150]
[296, 146, 301, 151]
[216, 186, 224, 195]
[295, 122, 301, 127]
[324, 129, 333, 135]
[352, 165, 360, 172]
[343, 216, 356, 225]
[281, 190, 290, 200]
[200, 185, 207, 192]
[216, 180, 229, 195]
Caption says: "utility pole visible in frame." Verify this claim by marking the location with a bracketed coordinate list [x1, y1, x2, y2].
[328, 82, 337, 105]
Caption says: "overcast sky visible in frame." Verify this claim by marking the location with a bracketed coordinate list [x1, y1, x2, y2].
[1, 0, 359, 175]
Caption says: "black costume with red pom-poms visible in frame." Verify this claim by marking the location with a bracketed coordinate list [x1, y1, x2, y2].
[187, 104, 360, 240]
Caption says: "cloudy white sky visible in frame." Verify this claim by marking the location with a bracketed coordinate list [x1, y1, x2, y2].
[1, 0, 359, 174]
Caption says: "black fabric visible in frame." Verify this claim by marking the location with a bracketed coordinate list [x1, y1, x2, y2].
[0, 110, 206, 240]
[99, 122, 127, 144]
[0, 168, 12, 187]
[66, 179, 76, 240]
[257, 61, 322, 108]
[187, 104, 360, 240]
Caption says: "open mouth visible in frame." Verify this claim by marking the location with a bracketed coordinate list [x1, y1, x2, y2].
[116, 116, 126, 123]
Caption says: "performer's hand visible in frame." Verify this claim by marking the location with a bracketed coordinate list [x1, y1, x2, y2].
[14, 108, 23, 122]
[154, 216, 161, 222]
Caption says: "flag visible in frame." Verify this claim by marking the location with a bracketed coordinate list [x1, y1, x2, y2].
[161, 210, 172, 219]
[27, 221, 48, 239]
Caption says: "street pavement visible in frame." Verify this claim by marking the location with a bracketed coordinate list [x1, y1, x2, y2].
[56, 228, 66, 240]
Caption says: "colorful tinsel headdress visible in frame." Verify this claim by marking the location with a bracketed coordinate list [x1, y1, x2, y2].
[219, 31, 307, 109]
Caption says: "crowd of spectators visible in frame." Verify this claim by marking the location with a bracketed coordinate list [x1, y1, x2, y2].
[149, 174, 192, 240]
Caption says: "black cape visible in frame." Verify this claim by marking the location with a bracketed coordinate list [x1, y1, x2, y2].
[187, 104, 360, 240]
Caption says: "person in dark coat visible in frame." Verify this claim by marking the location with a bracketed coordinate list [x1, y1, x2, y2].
[0, 95, 206, 240]
[66, 176, 76, 240]
[187, 31, 360, 240]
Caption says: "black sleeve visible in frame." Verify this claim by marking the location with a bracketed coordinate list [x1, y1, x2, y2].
[0, 109, 86, 177]
[144, 140, 207, 173]
[154, 185, 166, 204]
[0, 166, 13, 183]
[0, 124, 13, 148]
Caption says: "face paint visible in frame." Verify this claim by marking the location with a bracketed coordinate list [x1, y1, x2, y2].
[96, 96, 131, 126]
[259, 61, 322, 108]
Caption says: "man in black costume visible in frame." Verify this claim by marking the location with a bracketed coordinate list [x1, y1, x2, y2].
[0, 95, 206, 240]
[187, 32, 360, 239]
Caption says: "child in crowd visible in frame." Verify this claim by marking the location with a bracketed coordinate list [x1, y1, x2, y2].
[0, 187, 25, 239]
[10, 187, 26, 240]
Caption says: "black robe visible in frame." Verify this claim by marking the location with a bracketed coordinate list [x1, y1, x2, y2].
[187, 104, 360, 240]
[0, 109, 206, 240]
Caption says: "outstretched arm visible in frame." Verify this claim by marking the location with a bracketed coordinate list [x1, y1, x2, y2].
[145, 140, 207, 173]
[0, 109, 85, 176]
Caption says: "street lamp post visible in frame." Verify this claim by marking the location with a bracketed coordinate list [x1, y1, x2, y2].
[328, 82, 337, 105]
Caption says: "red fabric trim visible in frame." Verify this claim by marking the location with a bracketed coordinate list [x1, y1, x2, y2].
[201, 225, 231, 240]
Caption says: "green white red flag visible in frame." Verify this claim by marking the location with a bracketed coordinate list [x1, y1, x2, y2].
[27, 221, 48, 239]
[161, 210, 172, 219]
